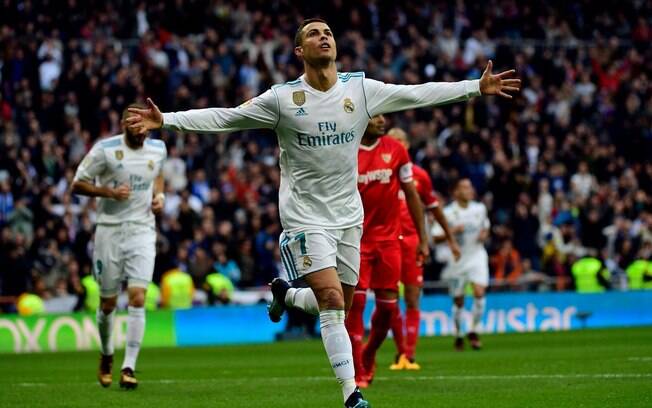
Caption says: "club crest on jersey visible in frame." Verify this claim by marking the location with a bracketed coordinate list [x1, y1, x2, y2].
[148, 160, 154, 170]
[115, 150, 123, 160]
[293, 91, 306, 106]
[303, 256, 312, 268]
[343, 98, 354, 113]
[382, 153, 392, 163]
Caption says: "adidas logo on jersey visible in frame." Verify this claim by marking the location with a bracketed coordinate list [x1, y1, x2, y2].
[295, 107, 308, 117]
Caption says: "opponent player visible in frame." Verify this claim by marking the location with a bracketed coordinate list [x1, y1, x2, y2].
[432, 178, 490, 351]
[346, 114, 428, 388]
[72, 104, 167, 389]
[125, 18, 518, 407]
[387, 127, 460, 370]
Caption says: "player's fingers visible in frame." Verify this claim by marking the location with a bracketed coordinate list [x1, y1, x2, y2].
[495, 69, 516, 78]
[124, 116, 142, 124]
[498, 91, 513, 99]
[127, 108, 149, 116]
[484, 59, 493, 75]
[502, 86, 520, 92]
[502, 78, 521, 85]
[146, 98, 161, 113]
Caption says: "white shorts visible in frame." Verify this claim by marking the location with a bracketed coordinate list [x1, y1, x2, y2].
[279, 226, 362, 287]
[442, 253, 489, 297]
[92, 223, 156, 297]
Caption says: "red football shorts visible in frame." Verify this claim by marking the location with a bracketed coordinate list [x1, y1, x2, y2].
[400, 233, 423, 287]
[357, 239, 402, 291]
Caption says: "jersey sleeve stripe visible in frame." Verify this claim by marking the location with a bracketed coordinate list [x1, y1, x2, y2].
[360, 73, 372, 119]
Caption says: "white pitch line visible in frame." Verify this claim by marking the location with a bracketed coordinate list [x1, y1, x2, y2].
[628, 357, 652, 362]
[14, 373, 652, 388]
[142, 373, 652, 383]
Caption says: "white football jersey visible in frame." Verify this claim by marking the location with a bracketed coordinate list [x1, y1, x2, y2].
[432, 200, 490, 263]
[74, 134, 167, 226]
[163, 73, 480, 231]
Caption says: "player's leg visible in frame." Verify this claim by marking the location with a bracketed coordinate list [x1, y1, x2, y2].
[304, 268, 361, 404]
[401, 283, 422, 369]
[344, 243, 371, 387]
[268, 231, 322, 321]
[97, 295, 117, 387]
[467, 257, 489, 350]
[452, 293, 465, 351]
[93, 225, 121, 388]
[362, 240, 402, 383]
[389, 237, 410, 369]
[274, 228, 368, 406]
[120, 225, 156, 389]
[120, 286, 146, 388]
[391, 234, 422, 369]
[468, 282, 487, 350]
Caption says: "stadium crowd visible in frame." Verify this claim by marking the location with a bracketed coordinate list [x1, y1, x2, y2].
[0, 0, 651, 310]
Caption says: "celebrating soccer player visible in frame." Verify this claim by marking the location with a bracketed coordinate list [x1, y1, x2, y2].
[72, 104, 167, 389]
[432, 178, 490, 351]
[125, 18, 518, 407]
[386, 128, 461, 370]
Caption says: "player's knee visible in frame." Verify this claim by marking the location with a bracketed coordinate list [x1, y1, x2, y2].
[100, 297, 117, 314]
[473, 286, 486, 298]
[128, 288, 146, 308]
[317, 287, 345, 310]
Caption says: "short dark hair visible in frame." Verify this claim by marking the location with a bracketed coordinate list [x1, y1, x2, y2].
[294, 18, 328, 47]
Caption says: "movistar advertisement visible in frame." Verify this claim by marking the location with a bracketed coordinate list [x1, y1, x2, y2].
[1, 292, 651, 353]
[415, 291, 652, 336]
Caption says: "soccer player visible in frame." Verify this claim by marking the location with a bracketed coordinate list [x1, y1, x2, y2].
[432, 178, 490, 351]
[72, 103, 167, 389]
[346, 114, 428, 388]
[125, 18, 519, 407]
[387, 127, 461, 370]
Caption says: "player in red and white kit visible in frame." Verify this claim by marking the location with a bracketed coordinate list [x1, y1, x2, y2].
[386, 128, 461, 370]
[345, 114, 429, 388]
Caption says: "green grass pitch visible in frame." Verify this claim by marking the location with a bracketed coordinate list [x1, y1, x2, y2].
[1, 327, 651, 407]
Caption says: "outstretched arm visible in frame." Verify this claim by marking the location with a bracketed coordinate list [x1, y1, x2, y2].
[126, 90, 279, 135]
[363, 60, 520, 117]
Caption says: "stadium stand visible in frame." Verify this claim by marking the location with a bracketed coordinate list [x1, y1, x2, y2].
[0, 1, 650, 312]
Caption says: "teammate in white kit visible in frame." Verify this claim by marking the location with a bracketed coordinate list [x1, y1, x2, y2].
[72, 104, 167, 389]
[432, 178, 490, 351]
[125, 19, 519, 407]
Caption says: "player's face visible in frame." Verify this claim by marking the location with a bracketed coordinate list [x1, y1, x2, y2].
[455, 180, 475, 202]
[365, 114, 386, 139]
[295, 22, 337, 66]
[122, 112, 147, 147]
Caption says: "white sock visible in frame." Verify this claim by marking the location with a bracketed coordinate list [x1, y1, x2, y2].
[320, 310, 357, 402]
[471, 297, 486, 333]
[285, 287, 320, 316]
[452, 304, 464, 338]
[122, 306, 145, 370]
[96, 308, 115, 356]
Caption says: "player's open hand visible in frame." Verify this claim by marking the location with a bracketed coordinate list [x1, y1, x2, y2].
[112, 184, 131, 201]
[479, 60, 521, 99]
[416, 241, 430, 266]
[126, 98, 163, 133]
[151, 194, 164, 215]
